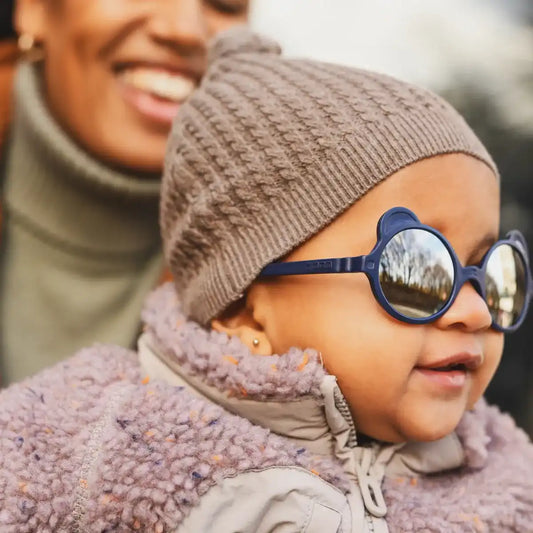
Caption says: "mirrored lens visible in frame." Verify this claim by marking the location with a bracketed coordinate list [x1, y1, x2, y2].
[485, 244, 526, 328]
[379, 229, 454, 319]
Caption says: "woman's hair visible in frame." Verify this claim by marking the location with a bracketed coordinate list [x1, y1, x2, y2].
[0, 0, 15, 39]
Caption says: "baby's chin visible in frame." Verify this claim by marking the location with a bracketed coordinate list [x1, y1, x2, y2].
[364, 424, 458, 445]
[395, 401, 469, 443]
[398, 420, 459, 443]
[360, 400, 469, 444]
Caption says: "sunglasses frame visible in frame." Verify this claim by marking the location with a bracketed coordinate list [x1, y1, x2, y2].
[259, 207, 533, 333]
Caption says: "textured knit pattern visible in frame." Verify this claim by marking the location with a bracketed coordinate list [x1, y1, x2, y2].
[0, 345, 347, 532]
[161, 28, 498, 323]
[142, 283, 327, 400]
[383, 400, 533, 532]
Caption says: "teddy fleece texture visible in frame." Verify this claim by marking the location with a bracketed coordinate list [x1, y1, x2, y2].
[0, 344, 346, 532]
[383, 401, 533, 532]
[141, 282, 328, 401]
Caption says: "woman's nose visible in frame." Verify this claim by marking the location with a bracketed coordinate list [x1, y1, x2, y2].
[147, 0, 208, 51]
[435, 283, 493, 332]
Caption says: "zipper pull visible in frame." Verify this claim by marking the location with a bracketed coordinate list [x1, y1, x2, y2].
[355, 448, 388, 518]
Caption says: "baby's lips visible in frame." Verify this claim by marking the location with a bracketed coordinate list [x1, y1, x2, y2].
[417, 352, 483, 371]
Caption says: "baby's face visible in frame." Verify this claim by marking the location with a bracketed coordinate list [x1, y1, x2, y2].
[249, 153, 503, 443]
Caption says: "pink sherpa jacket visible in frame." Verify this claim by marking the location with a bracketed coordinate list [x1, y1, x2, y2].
[1, 284, 532, 532]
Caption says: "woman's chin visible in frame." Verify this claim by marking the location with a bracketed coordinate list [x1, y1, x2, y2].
[85, 130, 168, 175]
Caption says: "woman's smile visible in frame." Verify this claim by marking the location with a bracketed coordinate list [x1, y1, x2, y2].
[117, 64, 198, 126]
[18, 0, 249, 172]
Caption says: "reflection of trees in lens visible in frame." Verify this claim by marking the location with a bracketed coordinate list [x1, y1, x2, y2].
[486, 273, 499, 309]
[379, 230, 453, 317]
[486, 245, 526, 328]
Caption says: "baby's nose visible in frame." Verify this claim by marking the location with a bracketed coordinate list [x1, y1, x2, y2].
[435, 283, 492, 332]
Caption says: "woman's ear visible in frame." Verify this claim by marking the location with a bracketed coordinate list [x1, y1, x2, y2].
[212, 298, 273, 356]
[15, 0, 48, 42]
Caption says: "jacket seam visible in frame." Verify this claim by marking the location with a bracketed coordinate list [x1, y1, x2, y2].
[71, 383, 132, 532]
[221, 464, 348, 497]
[301, 498, 315, 533]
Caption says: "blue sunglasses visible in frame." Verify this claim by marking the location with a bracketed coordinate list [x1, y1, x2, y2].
[260, 207, 533, 333]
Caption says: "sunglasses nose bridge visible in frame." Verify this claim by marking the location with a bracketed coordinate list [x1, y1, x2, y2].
[461, 266, 485, 297]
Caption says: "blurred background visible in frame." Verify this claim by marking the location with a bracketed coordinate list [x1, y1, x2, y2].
[0, 0, 14, 39]
[1, 0, 532, 434]
[251, 0, 533, 436]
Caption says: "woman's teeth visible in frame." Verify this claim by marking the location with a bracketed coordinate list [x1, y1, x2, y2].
[119, 68, 196, 102]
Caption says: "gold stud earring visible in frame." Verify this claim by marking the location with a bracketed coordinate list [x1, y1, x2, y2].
[18, 34, 35, 53]
[17, 34, 44, 61]
[252, 338, 260, 347]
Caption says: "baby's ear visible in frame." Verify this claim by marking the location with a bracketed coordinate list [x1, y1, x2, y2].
[211, 299, 273, 356]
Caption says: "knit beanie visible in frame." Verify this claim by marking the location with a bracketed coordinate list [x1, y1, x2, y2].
[161, 27, 498, 324]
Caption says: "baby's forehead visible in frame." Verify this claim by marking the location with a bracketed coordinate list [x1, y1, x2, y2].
[334, 153, 500, 254]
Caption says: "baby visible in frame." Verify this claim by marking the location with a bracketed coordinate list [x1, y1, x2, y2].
[1, 29, 532, 532]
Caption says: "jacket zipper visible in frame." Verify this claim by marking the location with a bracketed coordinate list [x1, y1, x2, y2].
[333, 386, 387, 532]
[366, 513, 376, 533]
[333, 387, 358, 447]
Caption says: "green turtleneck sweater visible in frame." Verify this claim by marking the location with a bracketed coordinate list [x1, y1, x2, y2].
[0, 61, 163, 384]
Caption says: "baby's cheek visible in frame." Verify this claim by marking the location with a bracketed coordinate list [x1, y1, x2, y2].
[469, 332, 504, 407]
[485, 332, 505, 379]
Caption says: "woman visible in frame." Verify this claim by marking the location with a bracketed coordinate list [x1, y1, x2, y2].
[0, 0, 249, 384]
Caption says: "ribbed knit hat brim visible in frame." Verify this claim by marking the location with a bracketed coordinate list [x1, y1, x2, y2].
[161, 27, 497, 324]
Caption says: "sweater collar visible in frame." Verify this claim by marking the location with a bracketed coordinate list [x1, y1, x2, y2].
[141, 284, 469, 479]
[3, 61, 161, 257]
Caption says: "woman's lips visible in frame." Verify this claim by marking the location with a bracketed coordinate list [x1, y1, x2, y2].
[117, 66, 197, 126]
